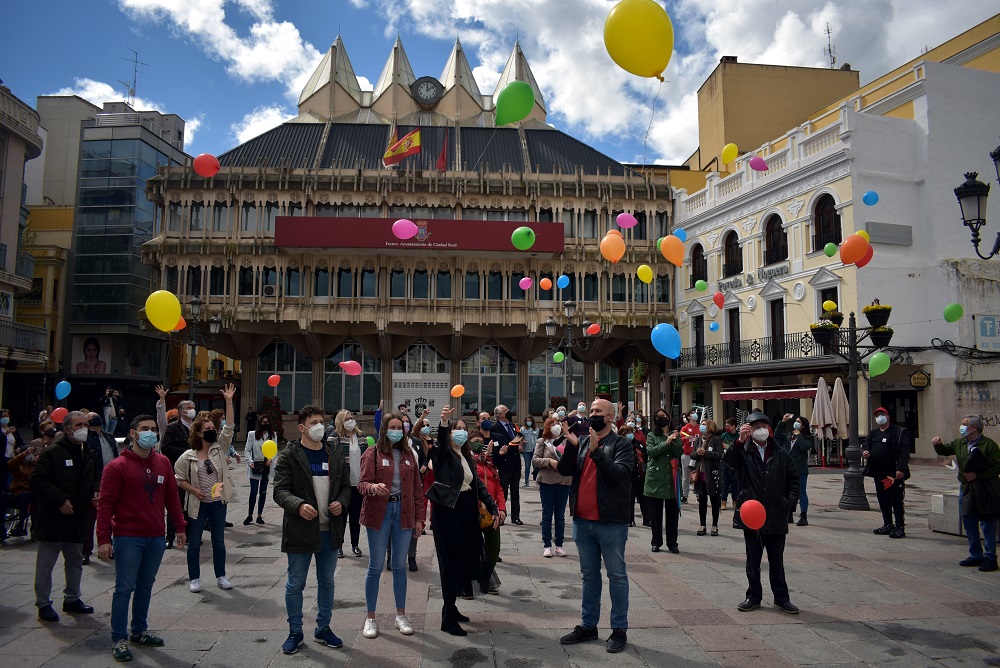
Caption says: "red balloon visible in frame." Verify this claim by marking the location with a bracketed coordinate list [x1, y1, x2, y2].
[713, 292, 725, 309]
[193, 153, 220, 178]
[740, 499, 766, 530]
[856, 243, 875, 268]
[50, 407, 68, 423]
[587, 323, 601, 336]
[839, 235, 868, 265]
[339, 360, 362, 376]
[267, 374, 281, 387]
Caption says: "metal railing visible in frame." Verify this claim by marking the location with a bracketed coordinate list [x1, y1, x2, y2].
[688, 262, 708, 288]
[678, 329, 848, 368]
[0, 319, 48, 354]
[763, 245, 789, 265]
[15, 252, 33, 280]
[722, 260, 744, 278]
[812, 231, 842, 252]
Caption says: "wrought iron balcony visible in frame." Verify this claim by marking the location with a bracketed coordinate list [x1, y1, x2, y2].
[812, 231, 843, 252]
[722, 260, 744, 278]
[0, 319, 48, 356]
[15, 252, 34, 280]
[678, 329, 848, 369]
[763, 245, 788, 265]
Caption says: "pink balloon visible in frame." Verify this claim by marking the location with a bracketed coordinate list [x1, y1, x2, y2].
[339, 360, 362, 376]
[519, 277, 533, 290]
[749, 156, 768, 172]
[392, 219, 418, 240]
[616, 212, 638, 229]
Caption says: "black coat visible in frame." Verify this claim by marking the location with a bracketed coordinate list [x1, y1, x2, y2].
[430, 425, 498, 515]
[490, 420, 522, 475]
[160, 421, 191, 466]
[723, 437, 799, 535]
[86, 429, 120, 482]
[690, 434, 724, 497]
[29, 434, 98, 543]
[557, 430, 634, 524]
[271, 440, 352, 553]
[863, 424, 911, 480]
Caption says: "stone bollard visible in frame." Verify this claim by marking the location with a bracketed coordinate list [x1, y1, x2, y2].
[928, 493, 965, 536]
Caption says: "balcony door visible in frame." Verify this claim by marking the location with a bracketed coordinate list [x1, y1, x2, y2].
[692, 315, 705, 366]
[728, 307, 741, 364]
[769, 299, 785, 360]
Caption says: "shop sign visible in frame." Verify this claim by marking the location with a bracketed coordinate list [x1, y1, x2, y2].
[909, 371, 930, 388]
[757, 264, 789, 281]
[974, 315, 1000, 352]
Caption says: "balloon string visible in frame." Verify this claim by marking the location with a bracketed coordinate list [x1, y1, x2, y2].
[464, 127, 498, 182]
[641, 81, 663, 167]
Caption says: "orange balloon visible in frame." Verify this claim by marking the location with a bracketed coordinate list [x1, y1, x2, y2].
[661, 235, 684, 267]
[839, 235, 869, 265]
[606, 229, 624, 239]
[540, 277, 553, 290]
[173, 316, 186, 331]
[450, 384, 465, 398]
[600, 234, 626, 263]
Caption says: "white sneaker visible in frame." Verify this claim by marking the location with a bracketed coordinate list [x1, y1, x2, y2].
[395, 614, 414, 635]
[543, 547, 553, 558]
[363, 618, 378, 638]
[188, 579, 202, 593]
[553, 547, 567, 557]
[217, 576, 233, 590]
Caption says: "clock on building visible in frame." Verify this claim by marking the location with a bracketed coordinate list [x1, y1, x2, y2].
[410, 76, 443, 107]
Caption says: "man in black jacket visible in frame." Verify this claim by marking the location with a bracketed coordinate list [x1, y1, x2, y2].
[557, 399, 633, 654]
[490, 404, 524, 525]
[29, 411, 98, 623]
[862, 406, 911, 538]
[723, 411, 800, 615]
[160, 399, 195, 547]
[82, 413, 119, 564]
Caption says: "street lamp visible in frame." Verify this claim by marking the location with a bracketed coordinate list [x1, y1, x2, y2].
[954, 140, 1000, 260]
[172, 297, 222, 402]
[544, 301, 594, 402]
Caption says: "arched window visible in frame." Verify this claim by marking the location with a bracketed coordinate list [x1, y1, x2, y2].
[460, 345, 517, 416]
[689, 244, 707, 287]
[324, 343, 381, 414]
[813, 194, 842, 250]
[764, 215, 787, 265]
[723, 231, 742, 277]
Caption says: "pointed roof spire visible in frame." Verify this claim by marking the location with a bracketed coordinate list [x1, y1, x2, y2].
[440, 38, 482, 99]
[298, 34, 363, 108]
[493, 41, 545, 112]
[372, 36, 416, 102]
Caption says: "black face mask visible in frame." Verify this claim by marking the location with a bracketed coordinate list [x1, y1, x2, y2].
[89, 416, 102, 427]
[590, 415, 607, 432]
[259, 423, 269, 431]
[655, 417, 669, 428]
[202, 429, 218, 444]
[505, 411, 514, 421]
[43, 429, 57, 438]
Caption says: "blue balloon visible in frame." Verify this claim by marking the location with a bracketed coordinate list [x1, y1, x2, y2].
[55, 380, 71, 400]
[650, 323, 682, 359]
[862, 190, 879, 206]
[557, 274, 570, 289]
[709, 321, 719, 332]
[673, 229, 687, 242]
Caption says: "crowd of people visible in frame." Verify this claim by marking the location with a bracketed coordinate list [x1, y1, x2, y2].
[2, 392, 999, 662]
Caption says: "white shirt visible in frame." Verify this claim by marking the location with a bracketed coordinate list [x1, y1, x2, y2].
[754, 441, 767, 461]
[348, 434, 361, 486]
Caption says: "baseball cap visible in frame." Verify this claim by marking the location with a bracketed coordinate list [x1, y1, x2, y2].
[873, 407, 889, 416]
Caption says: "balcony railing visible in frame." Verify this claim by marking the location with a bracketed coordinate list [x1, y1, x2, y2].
[812, 231, 842, 252]
[0, 319, 48, 354]
[678, 330, 848, 369]
[15, 252, 34, 280]
[722, 260, 744, 278]
[689, 262, 708, 288]
[763, 245, 788, 265]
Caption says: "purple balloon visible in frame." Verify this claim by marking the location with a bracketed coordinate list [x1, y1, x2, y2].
[616, 212, 638, 229]
[749, 156, 768, 172]
[519, 277, 533, 290]
[392, 218, 418, 240]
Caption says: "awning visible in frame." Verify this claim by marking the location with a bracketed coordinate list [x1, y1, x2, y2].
[720, 387, 818, 401]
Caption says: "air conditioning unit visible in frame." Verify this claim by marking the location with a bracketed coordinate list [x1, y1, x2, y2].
[262, 284, 279, 297]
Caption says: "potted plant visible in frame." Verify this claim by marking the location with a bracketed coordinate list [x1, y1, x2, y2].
[810, 320, 839, 352]
[863, 300, 892, 328]
[823, 310, 844, 327]
[631, 361, 647, 388]
[869, 326, 893, 348]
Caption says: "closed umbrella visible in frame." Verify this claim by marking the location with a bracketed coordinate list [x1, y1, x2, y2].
[830, 377, 850, 442]
[810, 376, 835, 442]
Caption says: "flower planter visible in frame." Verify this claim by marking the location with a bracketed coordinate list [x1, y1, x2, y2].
[811, 329, 838, 353]
[869, 331, 893, 348]
[864, 310, 890, 328]
[827, 313, 844, 327]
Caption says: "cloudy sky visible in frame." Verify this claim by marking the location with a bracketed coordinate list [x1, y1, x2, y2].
[2, 1, 996, 163]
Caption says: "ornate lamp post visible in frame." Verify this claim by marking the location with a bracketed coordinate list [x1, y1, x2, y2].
[544, 301, 593, 401]
[954, 141, 1000, 260]
[176, 297, 222, 402]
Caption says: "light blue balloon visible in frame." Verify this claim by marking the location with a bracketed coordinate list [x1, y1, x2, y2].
[650, 323, 682, 359]
[557, 274, 570, 289]
[55, 380, 71, 400]
[673, 229, 687, 242]
[709, 322, 720, 332]
[862, 190, 879, 206]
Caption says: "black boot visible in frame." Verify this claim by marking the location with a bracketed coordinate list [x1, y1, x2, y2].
[441, 604, 467, 636]
[787, 509, 794, 524]
[796, 512, 808, 526]
[408, 555, 418, 572]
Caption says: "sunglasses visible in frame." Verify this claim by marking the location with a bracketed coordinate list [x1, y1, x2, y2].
[204, 460, 215, 476]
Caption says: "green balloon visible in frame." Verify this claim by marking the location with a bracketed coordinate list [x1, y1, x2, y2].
[943, 302, 964, 323]
[656, 237, 664, 251]
[495, 81, 535, 126]
[869, 352, 891, 377]
[511, 226, 536, 251]
[824, 242, 837, 257]
[553, 351, 565, 363]
[695, 279, 708, 292]
[366, 436, 375, 447]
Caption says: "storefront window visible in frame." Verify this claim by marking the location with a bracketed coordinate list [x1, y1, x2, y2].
[324, 343, 382, 414]
[257, 341, 313, 413]
[461, 346, 517, 416]
[527, 352, 583, 416]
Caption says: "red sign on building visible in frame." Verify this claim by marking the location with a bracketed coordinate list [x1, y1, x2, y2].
[274, 217, 565, 253]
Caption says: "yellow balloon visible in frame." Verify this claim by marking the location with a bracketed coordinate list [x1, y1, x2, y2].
[261, 440, 278, 459]
[637, 264, 653, 284]
[145, 290, 182, 333]
[721, 143, 738, 164]
[604, 0, 674, 80]
[822, 300, 838, 312]
[856, 230, 870, 242]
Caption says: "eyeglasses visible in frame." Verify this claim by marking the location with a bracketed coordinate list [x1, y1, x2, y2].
[204, 460, 215, 476]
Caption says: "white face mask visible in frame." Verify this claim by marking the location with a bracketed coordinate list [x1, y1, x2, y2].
[793, 422, 802, 430]
[185, 409, 196, 420]
[72, 428, 90, 443]
[307, 423, 326, 442]
[551, 424, 562, 437]
[875, 415, 888, 426]
[344, 419, 357, 431]
[752, 427, 770, 443]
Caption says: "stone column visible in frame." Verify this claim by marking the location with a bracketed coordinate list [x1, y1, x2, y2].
[583, 360, 596, 403]
[517, 359, 530, 419]
[312, 358, 325, 408]
[240, 355, 258, 413]
[709, 378, 725, 423]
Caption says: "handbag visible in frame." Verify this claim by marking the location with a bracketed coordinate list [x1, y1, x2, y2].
[251, 460, 267, 475]
[479, 503, 494, 529]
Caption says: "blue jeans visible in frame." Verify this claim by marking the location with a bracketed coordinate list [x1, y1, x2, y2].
[539, 483, 570, 548]
[960, 487, 998, 561]
[286, 531, 339, 634]
[365, 501, 413, 611]
[798, 473, 809, 514]
[572, 518, 629, 630]
[186, 501, 227, 580]
[523, 453, 534, 485]
[111, 536, 166, 642]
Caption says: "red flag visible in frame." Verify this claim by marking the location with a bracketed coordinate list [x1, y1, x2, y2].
[436, 129, 449, 171]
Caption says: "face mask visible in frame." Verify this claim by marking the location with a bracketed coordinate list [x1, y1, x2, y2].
[505, 411, 514, 420]
[577, 404, 587, 413]
[259, 423, 269, 433]
[136, 431, 159, 450]
[185, 409, 196, 420]
[557, 410, 566, 418]
[590, 415, 607, 432]
[636, 419, 642, 427]
[752, 427, 770, 443]
[625, 433, 634, 441]
[793, 421, 802, 430]
[959, 425, 969, 437]
[525, 421, 533, 427]
[219, 420, 226, 428]
[481, 420, 492, 432]
[0, 417, 8, 426]
[72, 428, 90, 443]
[551, 424, 562, 437]
[89, 416, 102, 427]
[626, 422, 635, 429]
[452, 430, 469, 446]
[202, 429, 218, 444]
[421, 426, 431, 436]
[875, 415, 888, 426]
[308, 423, 326, 442]
[655, 417, 669, 428]
[469, 440, 483, 452]
[43, 429, 57, 438]
[699, 424, 707, 434]
[387, 430, 404, 443]
[344, 419, 356, 432]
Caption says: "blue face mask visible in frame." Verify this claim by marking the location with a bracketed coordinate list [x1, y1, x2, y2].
[0, 417, 9, 426]
[220, 420, 226, 428]
[959, 425, 969, 437]
[481, 420, 492, 432]
[625, 433, 634, 441]
[420, 426, 431, 436]
[451, 430, 469, 446]
[136, 431, 158, 450]
[387, 430, 404, 443]
[699, 424, 707, 434]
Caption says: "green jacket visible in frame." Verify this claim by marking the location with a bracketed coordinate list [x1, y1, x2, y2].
[272, 440, 352, 553]
[934, 435, 1000, 492]
[644, 431, 682, 499]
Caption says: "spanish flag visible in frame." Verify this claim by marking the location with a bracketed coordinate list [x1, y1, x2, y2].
[382, 127, 421, 166]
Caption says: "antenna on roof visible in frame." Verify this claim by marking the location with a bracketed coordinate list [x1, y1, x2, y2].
[118, 48, 149, 107]
[824, 23, 837, 69]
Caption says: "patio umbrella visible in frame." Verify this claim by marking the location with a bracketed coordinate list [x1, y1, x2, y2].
[830, 377, 850, 441]
[810, 376, 835, 441]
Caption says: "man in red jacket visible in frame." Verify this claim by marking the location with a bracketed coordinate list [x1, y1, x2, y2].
[97, 415, 187, 663]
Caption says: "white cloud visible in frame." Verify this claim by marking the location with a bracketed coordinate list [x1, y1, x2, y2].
[357, 76, 374, 92]
[48, 77, 165, 113]
[231, 104, 294, 143]
[184, 114, 204, 148]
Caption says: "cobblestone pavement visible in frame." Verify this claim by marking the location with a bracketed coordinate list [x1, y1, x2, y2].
[2, 458, 998, 667]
